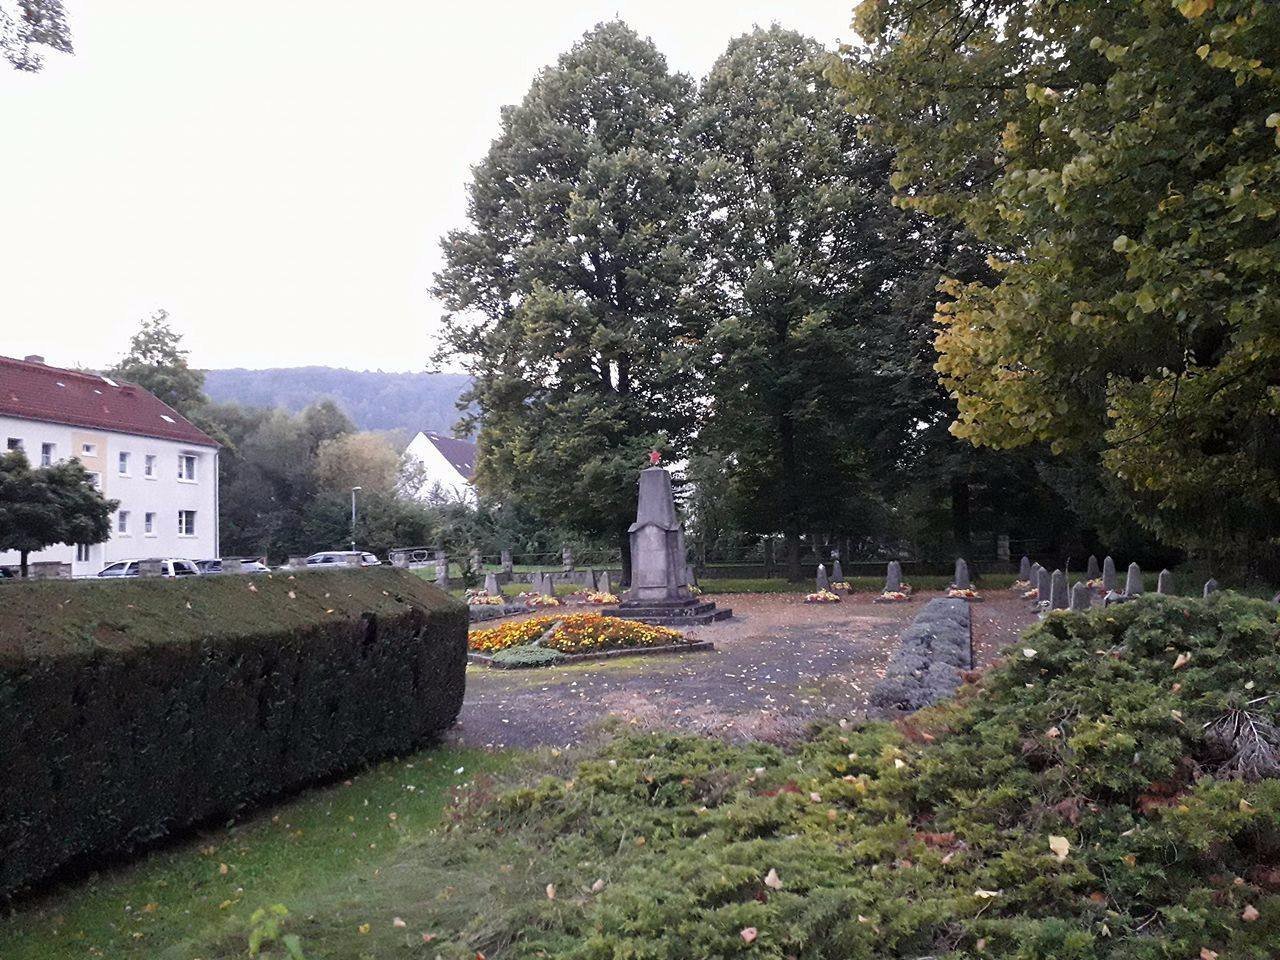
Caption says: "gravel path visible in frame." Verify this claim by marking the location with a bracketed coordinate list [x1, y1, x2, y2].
[445, 590, 1037, 750]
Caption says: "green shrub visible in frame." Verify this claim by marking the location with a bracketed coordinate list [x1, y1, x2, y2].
[489, 646, 566, 668]
[357, 594, 1280, 959]
[0, 568, 466, 898]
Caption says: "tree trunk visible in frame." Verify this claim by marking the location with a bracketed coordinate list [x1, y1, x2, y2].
[618, 527, 632, 589]
[784, 529, 801, 582]
[950, 475, 972, 556]
[20, 550, 29, 579]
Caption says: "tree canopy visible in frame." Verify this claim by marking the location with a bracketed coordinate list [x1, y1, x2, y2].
[108, 309, 208, 418]
[0, 450, 115, 576]
[1, 0, 71, 71]
[433, 21, 702, 580]
[832, 0, 1280, 572]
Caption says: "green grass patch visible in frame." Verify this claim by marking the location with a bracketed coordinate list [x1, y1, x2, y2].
[0, 746, 514, 960]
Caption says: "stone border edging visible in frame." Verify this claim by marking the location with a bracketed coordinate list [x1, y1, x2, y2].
[468, 640, 715, 670]
[868, 597, 973, 713]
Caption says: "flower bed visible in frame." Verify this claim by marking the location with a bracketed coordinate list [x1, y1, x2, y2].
[470, 613, 684, 656]
[804, 589, 842, 603]
[465, 590, 504, 606]
[517, 592, 561, 608]
[567, 590, 619, 605]
[946, 587, 982, 601]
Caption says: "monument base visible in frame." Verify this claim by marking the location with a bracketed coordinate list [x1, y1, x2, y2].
[607, 597, 732, 627]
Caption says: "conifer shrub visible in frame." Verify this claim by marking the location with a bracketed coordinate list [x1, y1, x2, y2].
[361, 594, 1280, 959]
[0, 568, 466, 897]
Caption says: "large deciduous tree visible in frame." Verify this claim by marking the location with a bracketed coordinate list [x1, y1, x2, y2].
[0, 450, 115, 576]
[833, 0, 1280, 573]
[2, 0, 72, 71]
[108, 309, 208, 419]
[689, 27, 908, 576]
[433, 21, 700, 584]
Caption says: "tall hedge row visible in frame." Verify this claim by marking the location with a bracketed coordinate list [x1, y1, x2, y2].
[0, 568, 466, 897]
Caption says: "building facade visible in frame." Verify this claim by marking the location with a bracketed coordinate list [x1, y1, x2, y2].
[403, 431, 477, 505]
[0, 355, 219, 576]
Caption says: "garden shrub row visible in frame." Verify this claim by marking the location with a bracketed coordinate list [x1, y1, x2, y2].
[0, 567, 467, 897]
[868, 596, 972, 712]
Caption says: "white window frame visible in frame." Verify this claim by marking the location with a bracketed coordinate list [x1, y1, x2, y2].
[76, 543, 91, 563]
[86, 472, 101, 488]
[177, 509, 197, 537]
[40, 442, 56, 466]
[144, 511, 156, 536]
[144, 453, 157, 478]
[6, 437, 23, 452]
[118, 451, 130, 476]
[117, 510, 130, 535]
[178, 453, 198, 483]
[81, 442, 97, 457]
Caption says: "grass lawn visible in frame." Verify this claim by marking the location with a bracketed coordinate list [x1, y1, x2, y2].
[0, 745, 514, 960]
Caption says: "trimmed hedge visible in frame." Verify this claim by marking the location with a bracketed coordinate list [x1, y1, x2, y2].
[868, 596, 973, 712]
[0, 567, 466, 897]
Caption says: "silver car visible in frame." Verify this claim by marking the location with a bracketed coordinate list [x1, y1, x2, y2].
[97, 558, 201, 578]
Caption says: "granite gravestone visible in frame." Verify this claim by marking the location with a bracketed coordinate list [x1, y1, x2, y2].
[1125, 563, 1144, 596]
[816, 564, 830, 592]
[1049, 569, 1068, 610]
[1204, 578, 1219, 598]
[1037, 566, 1052, 604]
[1086, 555, 1100, 580]
[1070, 581, 1091, 612]
[1019, 556, 1032, 581]
[1102, 556, 1117, 592]
[953, 558, 971, 590]
[1157, 569, 1173, 595]
[832, 559, 843, 583]
[885, 560, 903, 593]
[484, 572, 500, 596]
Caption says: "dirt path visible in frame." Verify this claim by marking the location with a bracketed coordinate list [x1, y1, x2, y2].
[446, 590, 1037, 750]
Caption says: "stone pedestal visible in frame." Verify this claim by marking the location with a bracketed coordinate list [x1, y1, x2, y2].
[611, 466, 730, 626]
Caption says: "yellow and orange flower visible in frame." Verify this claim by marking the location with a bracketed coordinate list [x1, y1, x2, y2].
[470, 613, 683, 656]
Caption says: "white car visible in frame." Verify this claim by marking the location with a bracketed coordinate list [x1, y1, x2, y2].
[97, 558, 201, 578]
[304, 550, 383, 568]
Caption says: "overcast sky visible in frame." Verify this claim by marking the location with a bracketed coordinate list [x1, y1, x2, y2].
[1, 1, 857, 374]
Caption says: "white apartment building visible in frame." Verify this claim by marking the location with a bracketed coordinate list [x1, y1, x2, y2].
[0, 354, 220, 576]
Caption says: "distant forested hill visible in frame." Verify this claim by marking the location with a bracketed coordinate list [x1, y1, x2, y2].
[202, 367, 471, 434]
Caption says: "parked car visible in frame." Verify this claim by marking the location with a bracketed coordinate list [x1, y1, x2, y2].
[304, 550, 383, 567]
[97, 558, 201, 578]
[195, 557, 272, 575]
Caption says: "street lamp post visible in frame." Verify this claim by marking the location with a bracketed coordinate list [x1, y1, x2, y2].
[350, 486, 362, 551]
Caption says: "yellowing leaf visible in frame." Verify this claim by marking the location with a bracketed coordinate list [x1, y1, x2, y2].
[1049, 835, 1071, 862]
[764, 868, 782, 890]
[974, 889, 1002, 899]
[545, 883, 556, 900]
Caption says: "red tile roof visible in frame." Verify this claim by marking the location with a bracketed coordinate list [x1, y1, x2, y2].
[0, 355, 218, 447]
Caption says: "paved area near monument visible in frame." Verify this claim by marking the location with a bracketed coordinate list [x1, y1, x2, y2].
[446, 591, 1038, 749]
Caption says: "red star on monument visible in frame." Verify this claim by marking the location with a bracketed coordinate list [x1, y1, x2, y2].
[649, 450, 661, 466]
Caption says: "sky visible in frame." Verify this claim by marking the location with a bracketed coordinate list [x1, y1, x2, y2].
[1, 0, 857, 373]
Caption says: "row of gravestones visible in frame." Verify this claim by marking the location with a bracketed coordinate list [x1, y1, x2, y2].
[392, 547, 585, 574]
[469, 568, 613, 598]
[815, 558, 958, 594]
[1017, 554, 1223, 612]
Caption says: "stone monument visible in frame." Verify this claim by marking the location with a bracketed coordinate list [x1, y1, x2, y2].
[832, 559, 843, 583]
[1019, 555, 1032, 581]
[1157, 569, 1173, 595]
[1125, 562, 1144, 596]
[953, 558, 971, 590]
[1069, 581, 1090, 612]
[1086, 555, 1100, 580]
[816, 563, 830, 592]
[484, 572, 500, 596]
[611, 463, 730, 625]
[1204, 578, 1218, 598]
[885, 560, 902, 593]
[1049, 569, 1068, 610]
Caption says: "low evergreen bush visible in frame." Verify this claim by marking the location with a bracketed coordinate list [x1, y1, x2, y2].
[365, 594, 1280, 959]
[0, 568, 466, 898]
[489, 646, 566, 668]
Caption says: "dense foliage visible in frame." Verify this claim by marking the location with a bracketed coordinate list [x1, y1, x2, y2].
[0, 568, 466, 898]
[202, 367, 469, 434]
[325, 594, 1280, 958]
[0, 449, 116, 576]
[1, 0, 71, 71]
[434, 22, 702, 583]
[832, 0, 1280, 574]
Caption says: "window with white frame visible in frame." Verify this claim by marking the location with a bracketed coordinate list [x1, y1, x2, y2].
[6, 437, 23, 451]
[41, 442, 56, 466]
[75, 543, 91, 562]
[144, 511, 156, 535]
[177, 510, 196, 536]
[144, 454, 157, 477]
[178, 453, 198, 482]
[118, 451, 130, 475]
[117, 510, 130, 534]
[86, 472, 101, 488]
[81, 442, 96, 456]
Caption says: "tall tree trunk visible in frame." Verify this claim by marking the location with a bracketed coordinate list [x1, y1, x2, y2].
[618, 527, 632, 589]
[784, 530, 801, 582]
[20, 550, 29, 579]
[950, 475, 972, 556]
